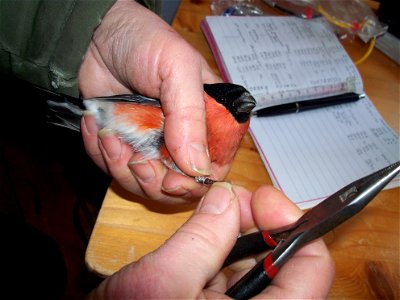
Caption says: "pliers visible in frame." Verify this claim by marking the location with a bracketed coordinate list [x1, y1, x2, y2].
[224, 161, 400, 300]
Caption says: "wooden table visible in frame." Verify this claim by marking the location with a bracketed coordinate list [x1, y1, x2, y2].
[85, 1, 399, 298]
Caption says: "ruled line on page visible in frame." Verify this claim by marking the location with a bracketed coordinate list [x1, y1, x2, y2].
[249, 97, 399, 209]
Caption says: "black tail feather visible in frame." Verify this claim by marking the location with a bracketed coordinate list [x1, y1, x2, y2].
[32, 86, 85, 132]
[46, 98, 84, 132]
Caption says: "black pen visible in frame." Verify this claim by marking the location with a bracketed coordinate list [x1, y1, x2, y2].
[253, 92, 365, 117]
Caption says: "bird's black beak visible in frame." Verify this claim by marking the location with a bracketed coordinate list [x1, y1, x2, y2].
[203, 83, 257, 123]
[233, 91, 257, 123]
[233, 92, 257, 114]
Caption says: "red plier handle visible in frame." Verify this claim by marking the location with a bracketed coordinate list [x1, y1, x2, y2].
[222, 230, 279, 268]
[224, 161, 400, 300]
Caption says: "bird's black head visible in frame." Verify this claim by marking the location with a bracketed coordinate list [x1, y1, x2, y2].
[204, 83, 256, 123]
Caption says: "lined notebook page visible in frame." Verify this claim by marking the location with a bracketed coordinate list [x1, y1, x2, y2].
[201, 16, 400, 209]
[202, 16, 363, 109]
[250, 97, 399, 209]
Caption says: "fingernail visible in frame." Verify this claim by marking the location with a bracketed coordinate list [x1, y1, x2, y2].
[128, 160, 156, 183]
[83, 111, 98, 135]
[188, 143, 211, 176]
[98, 128, 122, 160]
[198, 182, 234, 214]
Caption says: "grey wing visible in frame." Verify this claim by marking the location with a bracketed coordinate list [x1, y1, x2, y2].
[89, 93, 161, 107]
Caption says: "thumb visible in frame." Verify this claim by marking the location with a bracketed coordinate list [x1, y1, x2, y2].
[93, 182, 240, 299]
[150, 182, 240, 298]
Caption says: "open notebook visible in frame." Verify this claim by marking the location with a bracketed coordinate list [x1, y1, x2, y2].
[201, 16, 399, 209]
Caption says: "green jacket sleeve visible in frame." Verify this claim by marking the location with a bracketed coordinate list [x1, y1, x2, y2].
[0, 0, 162, 98]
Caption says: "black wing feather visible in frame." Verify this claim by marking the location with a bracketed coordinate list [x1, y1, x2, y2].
[89, 94, 161, 107]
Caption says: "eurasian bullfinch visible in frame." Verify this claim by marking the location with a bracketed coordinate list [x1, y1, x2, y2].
[48, 83, 256, 184]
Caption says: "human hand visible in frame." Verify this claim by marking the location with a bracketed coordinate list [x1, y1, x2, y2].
[79, 0, 222, 203]
[88, 183, 335, 299]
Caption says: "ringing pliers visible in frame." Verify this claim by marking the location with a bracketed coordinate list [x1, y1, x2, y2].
[224, 161, 400, 300]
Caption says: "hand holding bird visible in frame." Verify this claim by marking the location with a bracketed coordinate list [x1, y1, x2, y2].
[79, 83, 255, 203]
[83, 83, 255, 181]
[75, 0, 256, 203]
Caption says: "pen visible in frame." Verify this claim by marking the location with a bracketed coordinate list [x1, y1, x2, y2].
[254, 92, 365, 117]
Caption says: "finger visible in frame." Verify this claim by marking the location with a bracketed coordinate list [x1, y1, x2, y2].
[251, 185, 302, 230]
[259, 240, 335, 299]
[159, 43, 214, 178]
[90, 182, 241, 299]
[152, 182, 240, 298]
[97, 129, 145, 194]
[201, 59, 223, 84]
[223, 186, 261, 274]
[98, 130, 192, 203]
[156, 183, 240, 297]
[161, 170, 209, 199]
[160, 160, 231, 200]
[249, 186, 335, 298]
[128, 154, 197, 204]
[81, 113, 107, 173]
[232, 185, 255, 232]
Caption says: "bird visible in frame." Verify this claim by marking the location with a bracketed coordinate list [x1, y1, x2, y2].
[46, 83, 257, 184]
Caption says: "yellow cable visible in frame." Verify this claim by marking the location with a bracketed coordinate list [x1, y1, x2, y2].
[317, 4, 376, 65]
[318, 5, 353, 29]
[354, 37, 376, 65]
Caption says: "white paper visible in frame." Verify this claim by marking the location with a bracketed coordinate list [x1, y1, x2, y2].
[250, 97, 399, 209]
[203, 16, 364, 108]
[202, 16, 400, 209]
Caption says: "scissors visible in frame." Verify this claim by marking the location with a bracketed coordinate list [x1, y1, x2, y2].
[224, 161, 400, 300]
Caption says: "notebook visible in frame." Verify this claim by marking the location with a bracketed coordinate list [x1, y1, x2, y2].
[201, 15, 400, 209]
